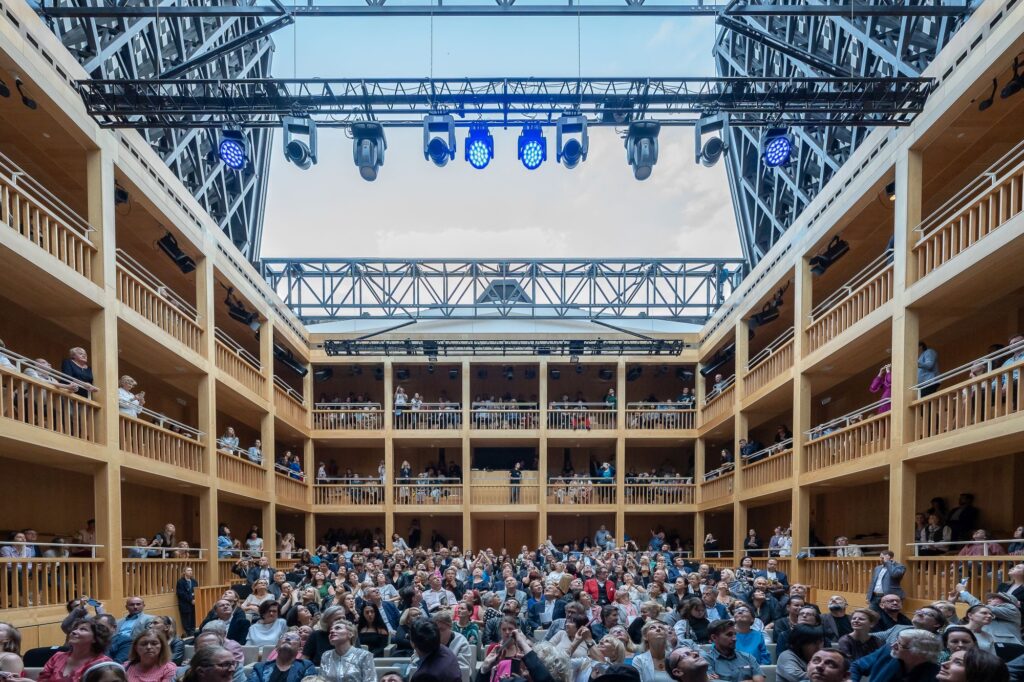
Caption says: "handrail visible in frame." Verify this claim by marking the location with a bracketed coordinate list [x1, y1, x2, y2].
[810, 249, 893, 320]
[120, 546, 208, 557]
[274, 463, 306, 478]
[912, 340, 1024, 392]
[395, 476, 462, 483]
[273, 376, 305, 404]
[905, 538, 1023, 554]
[0, 150, 94, 237]
[316, 476, 385, 483]
[742, 438, 793, 460]
[119, 403, 204, 439]
[396, 402, 462, 409]
[549, 402, 613, 408]
[913, 138, 1024, 237]
[703, 464, 735, 480]
[472, 402, 540, 408]
[218, 442, 262, 462]
[704, 375, 736, 405]
[0, 347, 98, 395]
[800, 543, 891, 553]
[214, 328, 261, 370]
[115, 249, 199, 319]
[625, 401, 696, 409]
[315, 402, 382, 409]
[548, 476, 616, 483]
[625, 476, 694, 484]
[805, 399, 889, 436]
[747, 327, 795, 370]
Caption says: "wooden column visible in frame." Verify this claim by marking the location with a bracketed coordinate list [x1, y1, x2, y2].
[462, 434, 473, 550]
[199, 487, 219, 585]
[94, 463, 124, 604]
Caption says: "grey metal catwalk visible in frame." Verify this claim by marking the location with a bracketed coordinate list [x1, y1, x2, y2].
[259, 258, 747, 323]
[40, 0, 276, 260]
[714, 0, 976, 265]
[75, 75, 934, 128]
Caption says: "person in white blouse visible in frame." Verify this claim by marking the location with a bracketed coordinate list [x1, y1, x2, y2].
[118, 375, 145, 417]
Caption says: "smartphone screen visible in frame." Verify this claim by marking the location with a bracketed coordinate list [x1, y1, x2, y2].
[510, 659, 521, 675]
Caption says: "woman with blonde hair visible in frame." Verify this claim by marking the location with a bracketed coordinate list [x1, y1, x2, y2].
[125, 630, 176, 682]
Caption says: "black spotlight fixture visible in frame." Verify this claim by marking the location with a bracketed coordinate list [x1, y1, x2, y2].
[626, 367, 642, 382]
[352, 121, 387, 181]
[273, 344, 308, 378]
[396, 368, 410, 381]
[749, 301, 780, 328]
[808, 235, 850, 276]
[598, 368, 614, 381]
[625, 121, 660, 180]
[156, 232, 197, 274]
[374, 367, 385, 381]
[427, 363, 435, 374]
[978, 78, 997, 111]
[885, 181, 896, 202]
[314, 368, 334, 382]
[504, 366, 515, 380]
[549, 368, 561, 380]
[423, 114, 456, 167]
[676, 367, 694, 381]
[524, 368, 537, 380]
[694, 113, 730, 168]
[15, 77, 36, 110]
[448, 368, 459, 380]
[556, 114, 589, 169]
[1001, 57, 1024, 99]
[0, 78, 9, 98]
[114, 184, 130, 205]
[282, 115, 318, 170]
[575, 364, 584, 375]
[224, 287, 261, 331]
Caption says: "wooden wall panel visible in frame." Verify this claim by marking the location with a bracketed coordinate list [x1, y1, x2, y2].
[625, 446, 695, 477]
[122, 485, 200, 547]
[915, 453, 1020, 539]
[624, 514, 695, 550]
[392, 446, 462, 477]
[546, 445, 616, 477]
[394, 515, 463, 550]
[471, 519, 539, 555]
[391, 364, 464, 404]
[547, 513, 616, 548]
[312, 365, 386, 404]
[469, 367, 541, 403]
[0, 459, 93, 540]
[812, 482, 889, 549]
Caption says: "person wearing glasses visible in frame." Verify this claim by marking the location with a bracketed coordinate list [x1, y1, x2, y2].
[850, 629, 941, 682]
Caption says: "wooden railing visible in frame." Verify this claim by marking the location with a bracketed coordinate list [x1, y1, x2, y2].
[744, 328, 794, 395]
[470, 483, 540, 504]
[394, 480, 463, 505]
[802, 557, 879, 598]
[274, 377, 307, 425]
[806, 253, 893, 353]
[471, 405, 540, 430]
[312, 405, 383, 430]
[116, 250, 202, 353]
[0, 364, 100, 442]
[911, 358, 1023, 441]
[119, 413, 205, 473]
[547, 404, 616, 430]
[275, 472, 308, 506]
[913, 138, 1024, 279]
[741, 443, 793, 489]
[218, 559, 238, 585]
[0, 557, 101, 610]
[217, 451, 265, 489]
[625, 405, 697, 430]
[624, 481, 695, 505]
[214, 329, 265, 396]
[0, 153, 96, 279]
[748, 558, 793, 574]
[702, 382, 735, 424]
[805, 412, 890, 472]
[123, 559, 207, 597]
[701, 470, 735, 501]
[394, 405, 463, 430]
[314, 482, 385, 505]
[547, 478, 616, 505]
[906, 557, 1023, 604]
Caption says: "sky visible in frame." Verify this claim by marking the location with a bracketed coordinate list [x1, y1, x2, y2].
[260, 12, 742, 260]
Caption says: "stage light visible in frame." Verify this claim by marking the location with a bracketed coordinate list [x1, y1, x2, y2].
[352, 122, 387, 181]
[762, 128, 792, 167]
[465, 124, 493, 170]
[282, 115, 317, 170]
[449, 368, 459, 380]
[809, 235, 850, 276]
[556, 115, 589, 169]
[518, 125, 547, 170]
[423, 114, 456, 167]
[156, 232, 196, 274]
[314, 368, 334, 382]
[0, 79, 9, 98]
[885, 182, 896, 201]
[694, 113, 729, 168]
[114, 185, 130, 206]
[598, 368, 614, 381]
[218, 128, 248, 171]
[625, 121, 660, 180]
[1001, 57, 1023, 99]
[14, 77, 36, 110]
[750, 302, 780, 328]
[978, 78, 997, 111]
[626, 367, 642, 382]
[274, 344, 308, 378]
[549, 369, 561, 380]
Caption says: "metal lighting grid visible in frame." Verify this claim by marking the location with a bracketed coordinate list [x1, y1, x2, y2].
[323, 338, 686, 357]
[714, 0, 976, 266]
[75, 75, 934, 129]
[260, 258, 747, 323]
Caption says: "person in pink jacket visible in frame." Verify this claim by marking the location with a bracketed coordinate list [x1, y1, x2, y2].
[870, 365, 892, 413]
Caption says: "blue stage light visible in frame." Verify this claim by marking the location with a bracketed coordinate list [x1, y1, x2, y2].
[517, 125, 547, 170]
[218, 129, 248, 171]
[762, 130, 792, 167]
[465, 125, 493, 170]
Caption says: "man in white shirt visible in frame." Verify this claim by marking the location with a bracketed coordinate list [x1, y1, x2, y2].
[423, 574, 457, 613]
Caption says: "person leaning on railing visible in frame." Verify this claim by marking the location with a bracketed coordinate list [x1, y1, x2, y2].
[117, 376, 145, 418]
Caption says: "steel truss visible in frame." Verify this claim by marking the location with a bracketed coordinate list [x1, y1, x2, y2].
[260, 258, 747, 323]
[323, 338, 685, 357]
[36, 0, 975, 18]
[42, 0, 276, 259]
[714, 0, 975, 265]
[76, 76, 933, 128]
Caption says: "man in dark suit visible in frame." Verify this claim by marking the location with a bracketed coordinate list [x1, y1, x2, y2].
[359, 586, 401, 632]
[755, 558, 789, 592]
[176, 565, 199, 636]
[866, 551, 906, 607]
[246, 556, 276, 585]
[947, 493, 980, 542]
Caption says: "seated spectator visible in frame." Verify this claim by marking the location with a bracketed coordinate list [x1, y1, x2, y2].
[409, 618, 461, 682]
[245, 602, 286, 647]
[949, 588, 1022, 646]
[777, 624, 824, 682]
[958, 529, 1005, 556]
[850, 628, 941, 681]
[938, 626, 976, 664]
[941, 647, 1010, 682]
[356, 603, 389, 657]
[871, 594, 910, 633]
[700, 619, 763, 682]
[834, 537, 863, 558]
[181, 644, 239, 682]
[124, 629, 176, 682]
[730, 604, 769, 665]
[245, 632, 312, 682]
[0, 622, 22, 655]
[39, 619, 113, 682]
[918, 515, 952, 556]
[319, 621, 374, 682]
[837, 608, 881, 662]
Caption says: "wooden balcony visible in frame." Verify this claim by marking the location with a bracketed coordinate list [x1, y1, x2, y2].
[123, 558, 208, 598]
[471, 404, 540, 430]
[744, 328, 794, 396]
[116, 250, 202, 354]
[275, 471, 308, 506]
[701, 469, 735, 502]
[215, 328, 266, 397]
[806, 252, 893, 354]
[314, 481, 385, 506]
[394, 479, 463, 506]
[625, 404, 696, 430]
[701, 380, 735, 425]
[0, 152, 96, 280]
[274, 377, 307, 427]
[805, 408, 890, 473]
[217, 450, 265, 490]
[312, 404, 383, 431]
[740, 441, 793, 490]
[469, 470, 539, 505]
[911, 354, 1023, 442]
[547, 404, 616, 430]
[119, 411, 205, 473]
[547, 477, 616, 505]
[802, 557, 878, 597]
[913, 139, 1024, 280]
[0, 354, 100, 443]
[394, 405, 463, 430]
[624, 480, 695, 505]
[0, 557, 101, 610]
[906, 556, 1022, 604]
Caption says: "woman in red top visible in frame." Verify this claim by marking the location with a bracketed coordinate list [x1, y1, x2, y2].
[125, 630, 177, 682]
[39, 620, 113, 682]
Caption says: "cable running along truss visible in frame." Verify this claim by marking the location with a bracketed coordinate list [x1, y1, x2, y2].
[76, 76, 933, 128]
[260, 258, 747, 323]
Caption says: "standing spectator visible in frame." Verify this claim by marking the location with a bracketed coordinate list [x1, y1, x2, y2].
[869, 365, 892, 413]
[245, 531, 264, 559]
[246, 441, 262, 464]
[918, 343, 940, 396]
[918, 515, 952, 556]
[117, 376, 145, 418]
[61, 347, 98, 399]
[866, 552, 906, 607]
[947, 494, 979, 543]
[217, 526, 233, 559]
[176, 567, 198, 637]
[217, 428, 239, 454]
